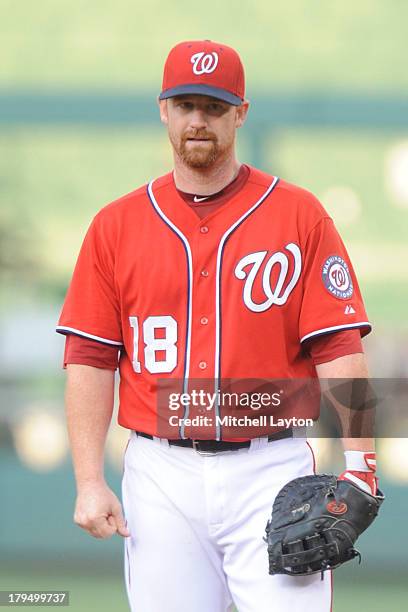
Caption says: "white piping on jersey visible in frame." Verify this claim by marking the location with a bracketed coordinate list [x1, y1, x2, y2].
[214, 176, 280, 440]
[300, 322, 372, 344]
[147, 180, 193, 439]
[55, 325, 123, 346]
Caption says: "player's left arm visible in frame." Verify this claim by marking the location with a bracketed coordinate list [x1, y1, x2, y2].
[316, 352, 378, 496]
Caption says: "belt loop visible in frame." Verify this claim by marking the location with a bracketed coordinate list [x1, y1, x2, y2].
[153, 435, 169, 447]
[249, 438, 258, 452]
[249, 437, 268, 452]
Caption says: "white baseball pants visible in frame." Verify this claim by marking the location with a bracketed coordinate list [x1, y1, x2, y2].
[121, 432, 332, 612]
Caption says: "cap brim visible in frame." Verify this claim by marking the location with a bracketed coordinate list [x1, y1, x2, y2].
[159, 84, 242, 106]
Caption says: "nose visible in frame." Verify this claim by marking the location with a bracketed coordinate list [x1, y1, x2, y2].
[189, 108, 208, 130]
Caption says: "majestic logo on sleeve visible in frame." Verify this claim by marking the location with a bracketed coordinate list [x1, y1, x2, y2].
[234, 244, 302, 313]
[322, 255, 353, 300]
[191, 52, 219, 75]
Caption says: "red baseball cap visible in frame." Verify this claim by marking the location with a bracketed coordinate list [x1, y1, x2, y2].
[159, 40, 245, 106]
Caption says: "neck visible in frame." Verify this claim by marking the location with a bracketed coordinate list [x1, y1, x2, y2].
[173, 152, 241, 195]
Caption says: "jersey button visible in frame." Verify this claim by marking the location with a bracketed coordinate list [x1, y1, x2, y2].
[200, 226, 209, 234]
[200, 317, 208, 325]
[200, 269, 209, 277]
[199, 361, 207, 370]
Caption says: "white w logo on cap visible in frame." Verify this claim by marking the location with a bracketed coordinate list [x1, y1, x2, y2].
[191, 52, 219, 75]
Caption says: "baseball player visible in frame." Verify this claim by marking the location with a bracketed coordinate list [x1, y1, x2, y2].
[57, 40, 380, 612]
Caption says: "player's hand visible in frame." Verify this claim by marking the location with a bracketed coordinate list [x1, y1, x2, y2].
[338, 451, 378, 496]
[73, 480, 131, 539]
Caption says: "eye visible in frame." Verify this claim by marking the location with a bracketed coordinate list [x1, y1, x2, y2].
[177, 101, 194, 111]
[207, 102, 228, 114]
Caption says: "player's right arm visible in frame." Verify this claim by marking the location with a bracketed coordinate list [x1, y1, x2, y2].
[65, 363, 130, 539]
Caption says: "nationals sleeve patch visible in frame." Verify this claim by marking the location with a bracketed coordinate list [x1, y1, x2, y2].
[322, 255, 354, 300]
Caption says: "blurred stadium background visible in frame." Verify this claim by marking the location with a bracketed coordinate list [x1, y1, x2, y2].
[1, 1, 408, 610]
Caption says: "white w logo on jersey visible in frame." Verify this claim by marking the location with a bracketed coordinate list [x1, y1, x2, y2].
[234, 244, 302, 313]
[191, 52, 219, 75]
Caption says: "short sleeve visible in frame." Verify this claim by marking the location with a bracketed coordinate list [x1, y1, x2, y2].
[56, 214, 123, 346]
[305, 329, 363, 365]
[299, 217, 371, 344]
[63, 334, 120, 369]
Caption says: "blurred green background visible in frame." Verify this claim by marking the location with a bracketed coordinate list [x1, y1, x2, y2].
[1, 1, 408, 610]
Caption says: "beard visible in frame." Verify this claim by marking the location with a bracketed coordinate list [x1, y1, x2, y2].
[170, 129, 230, 169]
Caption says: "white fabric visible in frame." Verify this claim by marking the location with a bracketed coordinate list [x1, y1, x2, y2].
[344, 450, 375, 472]
[122, 433, 332, 612]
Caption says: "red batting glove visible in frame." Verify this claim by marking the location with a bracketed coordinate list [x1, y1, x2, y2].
[338, 451, 378, 496]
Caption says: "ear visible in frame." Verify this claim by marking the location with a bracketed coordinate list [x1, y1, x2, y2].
[235, 100, 250, 129]
[158, 98, 169, 125]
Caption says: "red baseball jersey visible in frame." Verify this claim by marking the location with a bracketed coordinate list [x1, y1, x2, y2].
[57, 166, 371, 439]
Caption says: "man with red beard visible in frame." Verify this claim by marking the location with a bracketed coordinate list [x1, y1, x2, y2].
[57, 40, 379, 611]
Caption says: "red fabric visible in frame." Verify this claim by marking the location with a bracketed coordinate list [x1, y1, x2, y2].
[338, 470, 378, 496]
[177, 164, 250, 218]
[161, 40, 245, 101]
[338, 451, 378, 496]
[306, 329, 362, 365]
[57, 166, 371, 437]
[63, 334, 119, 370]
[64, 328, 362, 375]
[298, 217, 370, 343]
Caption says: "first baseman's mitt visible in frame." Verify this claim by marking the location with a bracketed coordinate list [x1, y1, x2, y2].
[265, 474, 384, 577]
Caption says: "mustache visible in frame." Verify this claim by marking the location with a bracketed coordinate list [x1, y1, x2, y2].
[181, 130, 217, 142]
